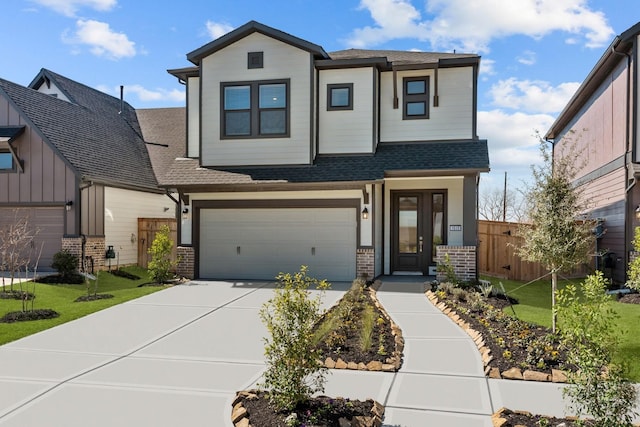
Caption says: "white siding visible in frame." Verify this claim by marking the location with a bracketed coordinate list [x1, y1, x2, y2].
[380, 67, 474, 142]
[318, 68, 375, 154]
[104, 187, 175, 266]
[35, 82, 71, 102]
[200, 33, 313, 166]
[187, 76, 200, 158]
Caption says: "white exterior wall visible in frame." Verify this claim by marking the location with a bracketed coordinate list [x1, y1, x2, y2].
[380, 67, 474, 142]
[181, 189, 369, 246]
[104, 187, 175, 266]
[318, 68, 375, 154]
[383, 177, 465, 274]
[200, 33, 312, 166]
[35, 82, 71, 102]
[187, 76, 200, 157]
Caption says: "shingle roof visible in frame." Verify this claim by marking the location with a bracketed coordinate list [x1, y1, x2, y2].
[329, 49, 479, 66]
[162, 140, 489, 188]
[0, 70, 159, 191]
[136, 107, 186, 186]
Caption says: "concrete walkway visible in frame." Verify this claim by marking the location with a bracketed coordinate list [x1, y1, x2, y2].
[0, 278, 638, 426]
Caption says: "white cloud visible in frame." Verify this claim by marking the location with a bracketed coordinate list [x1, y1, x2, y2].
[347, 0, 614, 52]
[31, 0, 116, 17]
[479, 58, 496, 80]
[97, 84, 185, 104]
[206, 20, 234, 39]
[65, 19, 136, 60]
[517, 50, 536, 65]
[488, 78, 580, 114]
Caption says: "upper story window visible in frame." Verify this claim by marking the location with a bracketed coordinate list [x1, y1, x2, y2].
[0, 150, 13, 170]
[222, 79, 289, 138]
[327, 83, 353, 111]
[403, 76, 429, 120]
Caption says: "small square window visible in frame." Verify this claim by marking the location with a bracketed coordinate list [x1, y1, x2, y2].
[248, 52, 263, 69]
[327, 83, 353, 111]
[0, 151, 13, 170]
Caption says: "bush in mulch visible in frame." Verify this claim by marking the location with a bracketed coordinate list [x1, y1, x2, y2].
[108, 269, 141, 280]
[36, 273, 85, 285]
[495, 408, 585, 426]
[0, 309, 59, 323]
[74, 294, 114, 302]
[0, 290, 35, 300]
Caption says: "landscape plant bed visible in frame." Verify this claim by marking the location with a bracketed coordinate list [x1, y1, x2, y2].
[492, 408, 585, 426]
[74, 294, 114, 302]
[313, 281, 403, 371]
[1, 309, 59, 323]
[108, 269, 141, 280]
[619, 293, 640, 305]
[0, 290, 35, 300]
[232, 390, 384, 427]
[36, 273, 84, 285]
[427, 285, 572, 381]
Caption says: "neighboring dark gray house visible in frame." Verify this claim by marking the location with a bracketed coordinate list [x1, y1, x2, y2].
[0, 69, 175, 270]
[166, 21, 490, 282]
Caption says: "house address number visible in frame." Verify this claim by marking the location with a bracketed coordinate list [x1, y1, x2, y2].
[449, 225, 462, 231]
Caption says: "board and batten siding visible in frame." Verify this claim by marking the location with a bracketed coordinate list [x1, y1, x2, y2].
[379, 67, 474, 142]
[187, 76, 200, 158]
[104, 187, 175, 266]
[199, 33, 313, 166]
[318, 68, 375, 154]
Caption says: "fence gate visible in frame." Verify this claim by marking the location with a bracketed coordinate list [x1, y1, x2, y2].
[137, 218, 178, 269]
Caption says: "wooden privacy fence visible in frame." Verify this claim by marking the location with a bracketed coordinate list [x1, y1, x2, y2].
[478, 220, 591, 282]
[137, 218, 178, 269]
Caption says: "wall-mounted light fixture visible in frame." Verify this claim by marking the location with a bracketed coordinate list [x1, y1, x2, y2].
[636, 205, 640, 220]
[361, 206, 369, 220]
[65, 200, 73, 211]
[182, 207, 189, 220]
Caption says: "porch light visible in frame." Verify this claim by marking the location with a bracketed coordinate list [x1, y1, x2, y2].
[182, 207, 189, 220]
[362, 207, 369, 220]
[636, 205, 640, 220]
[65, 200, 73, 211]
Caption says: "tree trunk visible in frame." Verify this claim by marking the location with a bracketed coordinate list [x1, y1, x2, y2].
[551, 270, 557, 333]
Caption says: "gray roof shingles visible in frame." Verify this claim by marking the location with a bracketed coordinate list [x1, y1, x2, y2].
[0, 70, 159, 191]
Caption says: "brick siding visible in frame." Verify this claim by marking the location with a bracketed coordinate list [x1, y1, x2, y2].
[177, 246, 195, 279]
[61, 236, 106, 273]
[435, 245, 477, 282]
[357, 248, 375, 280]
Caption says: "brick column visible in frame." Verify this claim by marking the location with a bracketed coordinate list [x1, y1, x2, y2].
[61, 236, 105, 273]
[435, 245, 477, 283]
[177, 246, 195, 279]
[356, 248, 375, 280]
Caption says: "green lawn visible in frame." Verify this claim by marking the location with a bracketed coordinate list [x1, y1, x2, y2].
[0, 267, 168, 346]
[483, 275, 640, 382]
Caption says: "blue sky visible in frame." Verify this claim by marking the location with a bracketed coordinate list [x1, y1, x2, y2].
[2, 0, 638, 191]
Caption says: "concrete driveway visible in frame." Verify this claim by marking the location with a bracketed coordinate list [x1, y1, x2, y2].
[0, 278, 637, 426]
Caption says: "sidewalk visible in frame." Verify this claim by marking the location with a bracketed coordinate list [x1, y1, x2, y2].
[0, 278, 637, 426]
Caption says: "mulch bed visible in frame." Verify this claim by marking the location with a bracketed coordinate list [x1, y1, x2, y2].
[619, 293, 640, 304]
[0, 290, 35, 300]
[35, 273, 85, 285]
[495, 408, 585, 426]
[108, 269, 141, 280]
[74, 294, 114, 302]
[0, 309, 59, 323]
[237, 390, 382, 427]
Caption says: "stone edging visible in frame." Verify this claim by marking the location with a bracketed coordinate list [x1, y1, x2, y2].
[231, 390, 385, 427]
[425, 290, 568, 383]
[321, 283, 404, 372]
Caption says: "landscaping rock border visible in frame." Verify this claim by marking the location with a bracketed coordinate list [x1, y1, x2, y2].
[231, 390, 385, 427]
[425, 289, 567, 383]
[320, 283, 404, 372]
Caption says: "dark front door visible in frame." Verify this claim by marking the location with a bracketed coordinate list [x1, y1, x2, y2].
[392, 191, 446, 275]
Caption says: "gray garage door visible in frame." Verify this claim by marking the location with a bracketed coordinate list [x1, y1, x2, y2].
[0, 207, 63, 271]
[199, 208, 356, 281]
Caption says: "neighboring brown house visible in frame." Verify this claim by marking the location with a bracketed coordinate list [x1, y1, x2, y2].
[0, 69, 176, 271]
[545, 21, 640, 284]
[165, 21, 490, 282]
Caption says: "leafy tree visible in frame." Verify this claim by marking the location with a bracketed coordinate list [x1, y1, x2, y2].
[147, 225, 177, 283]
[259, 266, 330, 411]
[625, 226, 640, 291]
[516, 136, 593, 332]
[556, 271, 638, 426]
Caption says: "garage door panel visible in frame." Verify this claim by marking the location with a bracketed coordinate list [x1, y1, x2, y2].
[200, 208, 356, 281]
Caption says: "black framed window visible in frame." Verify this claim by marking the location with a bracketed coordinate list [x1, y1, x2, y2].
[403, 76, 429, 120]
[0, 150, 13, 170]
[247, 51, 263, 69]
[327, 83, 353, 110]
[221, 79, 289, 138]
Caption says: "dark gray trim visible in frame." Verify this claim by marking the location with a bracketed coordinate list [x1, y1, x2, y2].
[187, 20, 329, 65]
[167, 67, 199, 83]
[310, 55, 316, 165]
[574, 155, 625, 186]
[220, 78, 290, 139]
[247, 51, 263, 69]
[472, 62, 479, 139]
[327, 83, 353, 111]
[462, 175, 477, 246]
[402, 76, 430, 120]
[315, 57, 389, 70]
[372, 68, 378, 152]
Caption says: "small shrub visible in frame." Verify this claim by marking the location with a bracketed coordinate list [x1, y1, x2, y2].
[259, 266, 330, 411]
[626, 227, 640, 291]
[51, 250, 79, 280]
[436, 253, 458, 284]
[451, 287, 468, 302]
[147, 225, 177, 284]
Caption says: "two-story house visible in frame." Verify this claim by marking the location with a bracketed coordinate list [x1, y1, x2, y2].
[166, 21, 490, 282]
[545, 21, 640, 285]
[0, 69, 176, 271]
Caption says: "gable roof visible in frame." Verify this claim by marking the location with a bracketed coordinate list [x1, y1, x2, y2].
[161, 140, 489, 189]
[0, 71, 159, 191]
[545, 21, 640, 139]
[136, 107, 186, 186]
[187, 20, 329, 65]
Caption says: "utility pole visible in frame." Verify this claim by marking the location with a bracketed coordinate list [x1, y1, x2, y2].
[503, 171, 507, 222]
